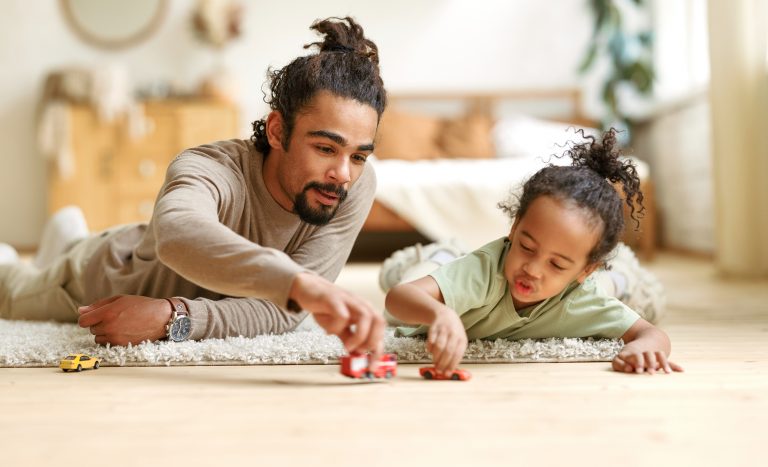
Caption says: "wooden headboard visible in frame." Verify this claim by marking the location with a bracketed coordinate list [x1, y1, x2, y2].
[354, 88, 656, 261]
[387, 88, 595, 128]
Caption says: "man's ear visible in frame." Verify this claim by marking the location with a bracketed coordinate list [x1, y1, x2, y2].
[265, 111, 286, 151]
[576, 262, 601, 284]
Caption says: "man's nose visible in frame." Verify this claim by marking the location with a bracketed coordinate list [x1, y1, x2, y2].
[328, 157, 351, 184]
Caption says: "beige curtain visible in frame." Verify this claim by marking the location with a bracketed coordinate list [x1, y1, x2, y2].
[708, 0, 768, 277]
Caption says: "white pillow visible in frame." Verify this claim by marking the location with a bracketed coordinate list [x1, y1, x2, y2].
[493, 114, 598, 159]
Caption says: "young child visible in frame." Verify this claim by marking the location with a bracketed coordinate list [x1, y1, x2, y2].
[384, 129, 683, 376]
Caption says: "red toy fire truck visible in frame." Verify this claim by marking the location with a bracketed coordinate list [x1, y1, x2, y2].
[340, 352, 398, 379]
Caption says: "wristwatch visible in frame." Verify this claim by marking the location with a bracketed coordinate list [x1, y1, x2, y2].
[165, 298, 192, 342]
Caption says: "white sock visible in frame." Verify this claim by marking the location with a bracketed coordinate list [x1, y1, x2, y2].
[33, 206, 89, 269]
[0, 243, 19, 265]
[609, 270, 628, 298]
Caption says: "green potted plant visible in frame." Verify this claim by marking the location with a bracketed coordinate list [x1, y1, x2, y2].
[579, 0, 655, 138]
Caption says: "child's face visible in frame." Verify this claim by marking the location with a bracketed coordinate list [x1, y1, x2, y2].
[504, 195, 601, 310]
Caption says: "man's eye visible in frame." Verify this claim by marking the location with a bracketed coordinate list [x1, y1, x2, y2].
[316, 145, 334, 154]
[352, 154, 368, 163]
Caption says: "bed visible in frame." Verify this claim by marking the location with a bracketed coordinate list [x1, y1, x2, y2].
[357, 89, 657, 260]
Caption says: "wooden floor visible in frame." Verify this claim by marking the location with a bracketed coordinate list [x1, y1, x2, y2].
[1, 253, 766, 466]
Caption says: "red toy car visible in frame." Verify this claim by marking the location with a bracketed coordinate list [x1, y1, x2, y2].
[419, 366, 472, 381]
[340, 353, 398, 379]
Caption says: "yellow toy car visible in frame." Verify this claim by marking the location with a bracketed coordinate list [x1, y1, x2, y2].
[59, 354, 100, 372]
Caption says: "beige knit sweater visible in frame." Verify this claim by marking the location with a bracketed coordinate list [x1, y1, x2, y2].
[83, 139, 376, 340]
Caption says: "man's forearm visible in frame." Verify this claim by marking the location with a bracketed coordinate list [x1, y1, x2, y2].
[185, 296, 308, 340]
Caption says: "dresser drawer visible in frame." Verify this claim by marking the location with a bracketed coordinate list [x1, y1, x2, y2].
[113, 147, 174, 195]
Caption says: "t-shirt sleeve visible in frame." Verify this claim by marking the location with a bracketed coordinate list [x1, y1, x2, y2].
[557, 278, 641, 339]
[395, 243, 504, 338]
[429, 249, 500, 316]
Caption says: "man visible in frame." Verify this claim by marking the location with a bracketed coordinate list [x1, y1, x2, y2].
[0, 17, 387, 359]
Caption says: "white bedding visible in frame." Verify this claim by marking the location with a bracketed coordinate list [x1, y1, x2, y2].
[370, 156, 649, 250]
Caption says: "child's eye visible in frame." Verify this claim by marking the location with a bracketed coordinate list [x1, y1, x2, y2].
[551, 262, 566, 271]
[520, 243, 533, 253]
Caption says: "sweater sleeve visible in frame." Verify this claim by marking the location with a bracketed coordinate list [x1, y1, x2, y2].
[151, 152, 307, 309]
[157, 151, 376, 339]
[183, 296, 309, 339]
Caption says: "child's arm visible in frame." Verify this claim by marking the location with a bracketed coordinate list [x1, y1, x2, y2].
[614, 319, 684, 374]
[386, 277, 468, 374]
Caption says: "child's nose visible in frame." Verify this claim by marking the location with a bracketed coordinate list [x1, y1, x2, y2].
[523, 261, 542, 278]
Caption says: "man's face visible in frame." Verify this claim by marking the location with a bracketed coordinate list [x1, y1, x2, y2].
[504, 195, 601, 310]
[264, 91, 378, 225]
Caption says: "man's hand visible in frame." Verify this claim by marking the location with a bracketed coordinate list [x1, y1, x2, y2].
[289, 272, 385, 361]
[426, 306, 468, 376]
[78, 295, 172, 346]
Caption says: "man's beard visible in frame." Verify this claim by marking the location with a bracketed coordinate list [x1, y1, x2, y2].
[294, 181, 348, 226]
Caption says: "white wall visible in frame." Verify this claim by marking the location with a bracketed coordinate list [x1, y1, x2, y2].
[0, 0, 595, 247]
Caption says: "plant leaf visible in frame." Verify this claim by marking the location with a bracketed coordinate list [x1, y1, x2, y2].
[578, 43, 598, 73]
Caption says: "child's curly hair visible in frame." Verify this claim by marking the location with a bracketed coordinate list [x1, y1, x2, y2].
[498, 128, 645, 265]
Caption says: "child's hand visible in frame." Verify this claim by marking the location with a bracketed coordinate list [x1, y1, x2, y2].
[612, 348, 684, 374]
[426, 308, 468, 376]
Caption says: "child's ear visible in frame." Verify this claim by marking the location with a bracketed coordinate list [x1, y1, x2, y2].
[507, 219, 519, 240]
[576, 262, 601, 284]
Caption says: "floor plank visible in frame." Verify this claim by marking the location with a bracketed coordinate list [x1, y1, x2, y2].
[0, 252, 766, 466]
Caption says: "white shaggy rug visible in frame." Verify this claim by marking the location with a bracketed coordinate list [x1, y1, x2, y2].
[0, 318, 622, 367]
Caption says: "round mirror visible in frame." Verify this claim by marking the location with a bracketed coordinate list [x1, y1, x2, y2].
[60, 0, 168, 50]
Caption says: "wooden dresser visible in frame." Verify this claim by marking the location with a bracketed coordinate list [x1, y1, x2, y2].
[48, 99, 239, 231]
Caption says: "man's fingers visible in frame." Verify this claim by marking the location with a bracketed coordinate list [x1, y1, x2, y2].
[344, 308, 371, 353]
[336, 327, 355, 352]
[313, 303, 349, 337]
[79, 295, 121, 314]
[361, 313, 385, 360]
[88, 323, 107, 336]
[94, 335, 110, 345]
[78, 304, 112, 328]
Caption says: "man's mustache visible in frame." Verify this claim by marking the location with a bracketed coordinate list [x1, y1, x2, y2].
[304, 182, 348, 203]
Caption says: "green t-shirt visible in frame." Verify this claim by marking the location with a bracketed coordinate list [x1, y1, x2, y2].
[396, 237, 640, 340]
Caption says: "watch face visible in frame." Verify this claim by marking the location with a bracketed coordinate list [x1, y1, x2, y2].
[170, 316, 192, 342]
